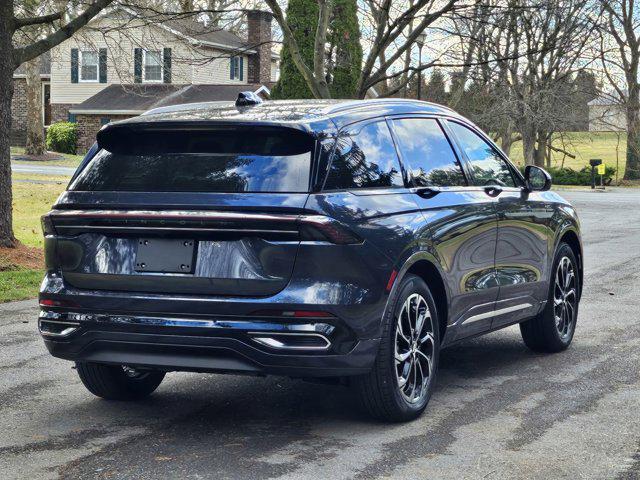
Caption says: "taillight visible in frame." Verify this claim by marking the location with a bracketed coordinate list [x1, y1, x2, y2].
[39, 298, 79, 308]
[41, 214, 56, 236]
[298, 215, 362, 245]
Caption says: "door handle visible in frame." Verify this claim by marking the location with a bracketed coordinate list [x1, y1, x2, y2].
[411, 186, 441, 198]
[484, 185, 503, 197]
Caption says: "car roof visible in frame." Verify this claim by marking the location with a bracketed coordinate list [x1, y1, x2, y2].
[104, 98, 462, 134]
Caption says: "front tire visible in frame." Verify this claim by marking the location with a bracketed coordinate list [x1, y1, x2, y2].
[520, 242, 580, 352]
[354, 274, 440, 422]
[76, 362, 165, 400]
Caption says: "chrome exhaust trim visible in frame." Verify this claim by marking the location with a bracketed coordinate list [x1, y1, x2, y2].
[38, 319, 80, 337]
[249, 332, 331, 351]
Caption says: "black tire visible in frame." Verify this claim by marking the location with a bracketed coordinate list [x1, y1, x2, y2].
[354, 274, 440, 422]
[520, 242, 580, 353]
[76, 362, 165, 400]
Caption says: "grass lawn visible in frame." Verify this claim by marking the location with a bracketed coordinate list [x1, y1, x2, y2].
[508, 132, 627, 180]
[1, 179, 67, 302]
[10, 146, 84, 168]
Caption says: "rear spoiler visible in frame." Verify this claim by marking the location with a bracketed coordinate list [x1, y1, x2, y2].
[96, 120, 314, 154]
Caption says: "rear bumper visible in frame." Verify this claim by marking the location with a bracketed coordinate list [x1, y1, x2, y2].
[39, 310, 380, 377]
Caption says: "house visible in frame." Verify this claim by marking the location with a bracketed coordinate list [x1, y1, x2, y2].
[11, 7, 278, 152]
[10, 51, 51, 146]
[588, 96, 626, 132]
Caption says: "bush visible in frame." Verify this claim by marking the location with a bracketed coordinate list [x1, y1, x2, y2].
[46, 122, 77, 154]
[519, 165, 616, 186]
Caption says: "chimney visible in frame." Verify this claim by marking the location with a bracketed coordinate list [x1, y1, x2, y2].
[246, 10, 273, 85]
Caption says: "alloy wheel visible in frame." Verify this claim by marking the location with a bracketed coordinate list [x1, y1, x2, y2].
[395, 293, 435, 404]
[554, 256, 577, 340]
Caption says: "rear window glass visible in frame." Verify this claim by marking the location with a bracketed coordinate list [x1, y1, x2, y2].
[323, 121, 404, 190]
[69, 129, 313, 193]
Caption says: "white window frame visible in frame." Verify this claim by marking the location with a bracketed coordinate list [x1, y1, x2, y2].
[230, 56, 242, 81]
[143, 49, 163, 83]
[79, 50, 99, 83]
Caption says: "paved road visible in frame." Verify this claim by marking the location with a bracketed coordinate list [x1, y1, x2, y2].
[1, 189, 640, 480]
[11, 162, 76, 176]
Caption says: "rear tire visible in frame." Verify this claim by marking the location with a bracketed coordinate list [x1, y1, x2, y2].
[76, 362, 165, 400]
[354, 274, 440, 422]
[520, 242, 579, 353]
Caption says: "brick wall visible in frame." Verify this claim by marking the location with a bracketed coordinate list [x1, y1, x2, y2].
[76, 113, 133, 153]
[50, 103, 75, 124]
[10, 78, 27, 146]
[247, 11, 273, 85]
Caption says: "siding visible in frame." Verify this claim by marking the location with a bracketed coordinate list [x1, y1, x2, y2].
[50, 15, 247, 105]
[191, 52, 248, 85]
[589, 104, 626, 132]
[271, 59, 278, 82]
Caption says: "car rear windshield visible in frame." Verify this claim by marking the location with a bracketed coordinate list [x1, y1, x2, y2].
[69, 128, 314, 193]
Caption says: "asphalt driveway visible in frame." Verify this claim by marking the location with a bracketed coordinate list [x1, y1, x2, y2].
[1, 189, 639, 479]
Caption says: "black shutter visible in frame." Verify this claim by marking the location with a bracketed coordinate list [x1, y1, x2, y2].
[71, 48, 79, 83]
[230, 56, 234, 80]
[163, 48, 172, 84]
[239, 56, 243, 81]
[134, 48, 142, 83]
[99, 48, 107, 83]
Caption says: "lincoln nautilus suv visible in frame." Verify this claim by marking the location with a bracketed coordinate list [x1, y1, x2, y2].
[38, 96, 582, 421]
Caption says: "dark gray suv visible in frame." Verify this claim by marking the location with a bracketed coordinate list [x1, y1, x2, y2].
[39, 98, 582, 421]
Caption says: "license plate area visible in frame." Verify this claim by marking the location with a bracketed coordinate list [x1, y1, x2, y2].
[135, 239, 196, 273]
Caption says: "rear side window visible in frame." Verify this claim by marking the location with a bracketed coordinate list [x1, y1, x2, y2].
[448, 122, 516, 187]
[69, 129, 313, 193]
[323, 121, 404, 190]
[392, 118, 466, 187]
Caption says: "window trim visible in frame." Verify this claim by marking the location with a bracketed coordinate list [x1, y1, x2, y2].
[387, 114, 469, 188]
[445, 119, 524, 189]
[79, 50, 99, 83]
[142, 49, 163, 83]
[320, 117, 408, 192]
[230, 56, 243, 81]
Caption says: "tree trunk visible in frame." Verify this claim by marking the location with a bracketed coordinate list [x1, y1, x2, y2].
[500, 123, 513, 156]
[521, 125, 536, 166]
[625, 90, 640, 180]
[25, 57, 45, 156]
[0, 0, 16, 248]
[534, 130, 546, 167]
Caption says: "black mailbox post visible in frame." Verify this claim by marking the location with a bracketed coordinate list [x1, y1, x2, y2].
[590, 159, 602, 189]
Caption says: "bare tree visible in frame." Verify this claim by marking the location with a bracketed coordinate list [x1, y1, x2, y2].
[451, 0, 596, 166]
[600, 0, 640, 180]
[0, 0, 116, 248]
[265, 0, 465, 99]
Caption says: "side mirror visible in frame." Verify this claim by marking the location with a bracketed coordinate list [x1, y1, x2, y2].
[524, 165, 552, 192]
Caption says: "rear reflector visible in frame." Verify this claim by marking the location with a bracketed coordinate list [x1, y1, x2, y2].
[386, 269, 398, 292]
[39, 298, 79, 308]
[250, 309, 334, 318]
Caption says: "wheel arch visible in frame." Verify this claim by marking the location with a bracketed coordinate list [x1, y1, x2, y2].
[391, 253, 450, 343]
[556, 227, 583, 300]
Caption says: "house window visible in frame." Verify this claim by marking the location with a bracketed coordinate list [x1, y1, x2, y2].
[80, 51, 99, 82]
[230, 56, 243, 81]
[100, 117, 110, 126]
[144, 50, 163, 82]
[68, 113, 77, 123]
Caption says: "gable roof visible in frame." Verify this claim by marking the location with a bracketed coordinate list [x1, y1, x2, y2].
[117, 6, 256, 54]
[69, 83, 269, 115]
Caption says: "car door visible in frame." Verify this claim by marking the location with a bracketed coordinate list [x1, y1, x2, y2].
[389, 116, 499, 341]
[446, 120, 546, 329]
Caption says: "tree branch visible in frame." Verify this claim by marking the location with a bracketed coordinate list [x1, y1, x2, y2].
[13, 12, 64, 30]
[13, 0, 116, 68]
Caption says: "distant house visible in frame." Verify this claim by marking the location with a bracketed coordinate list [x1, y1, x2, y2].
[11, 7, 278, 151]
[588, 96, 626, 132]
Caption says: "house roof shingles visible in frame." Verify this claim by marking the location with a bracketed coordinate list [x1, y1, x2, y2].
[69, 84, 268, 115]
